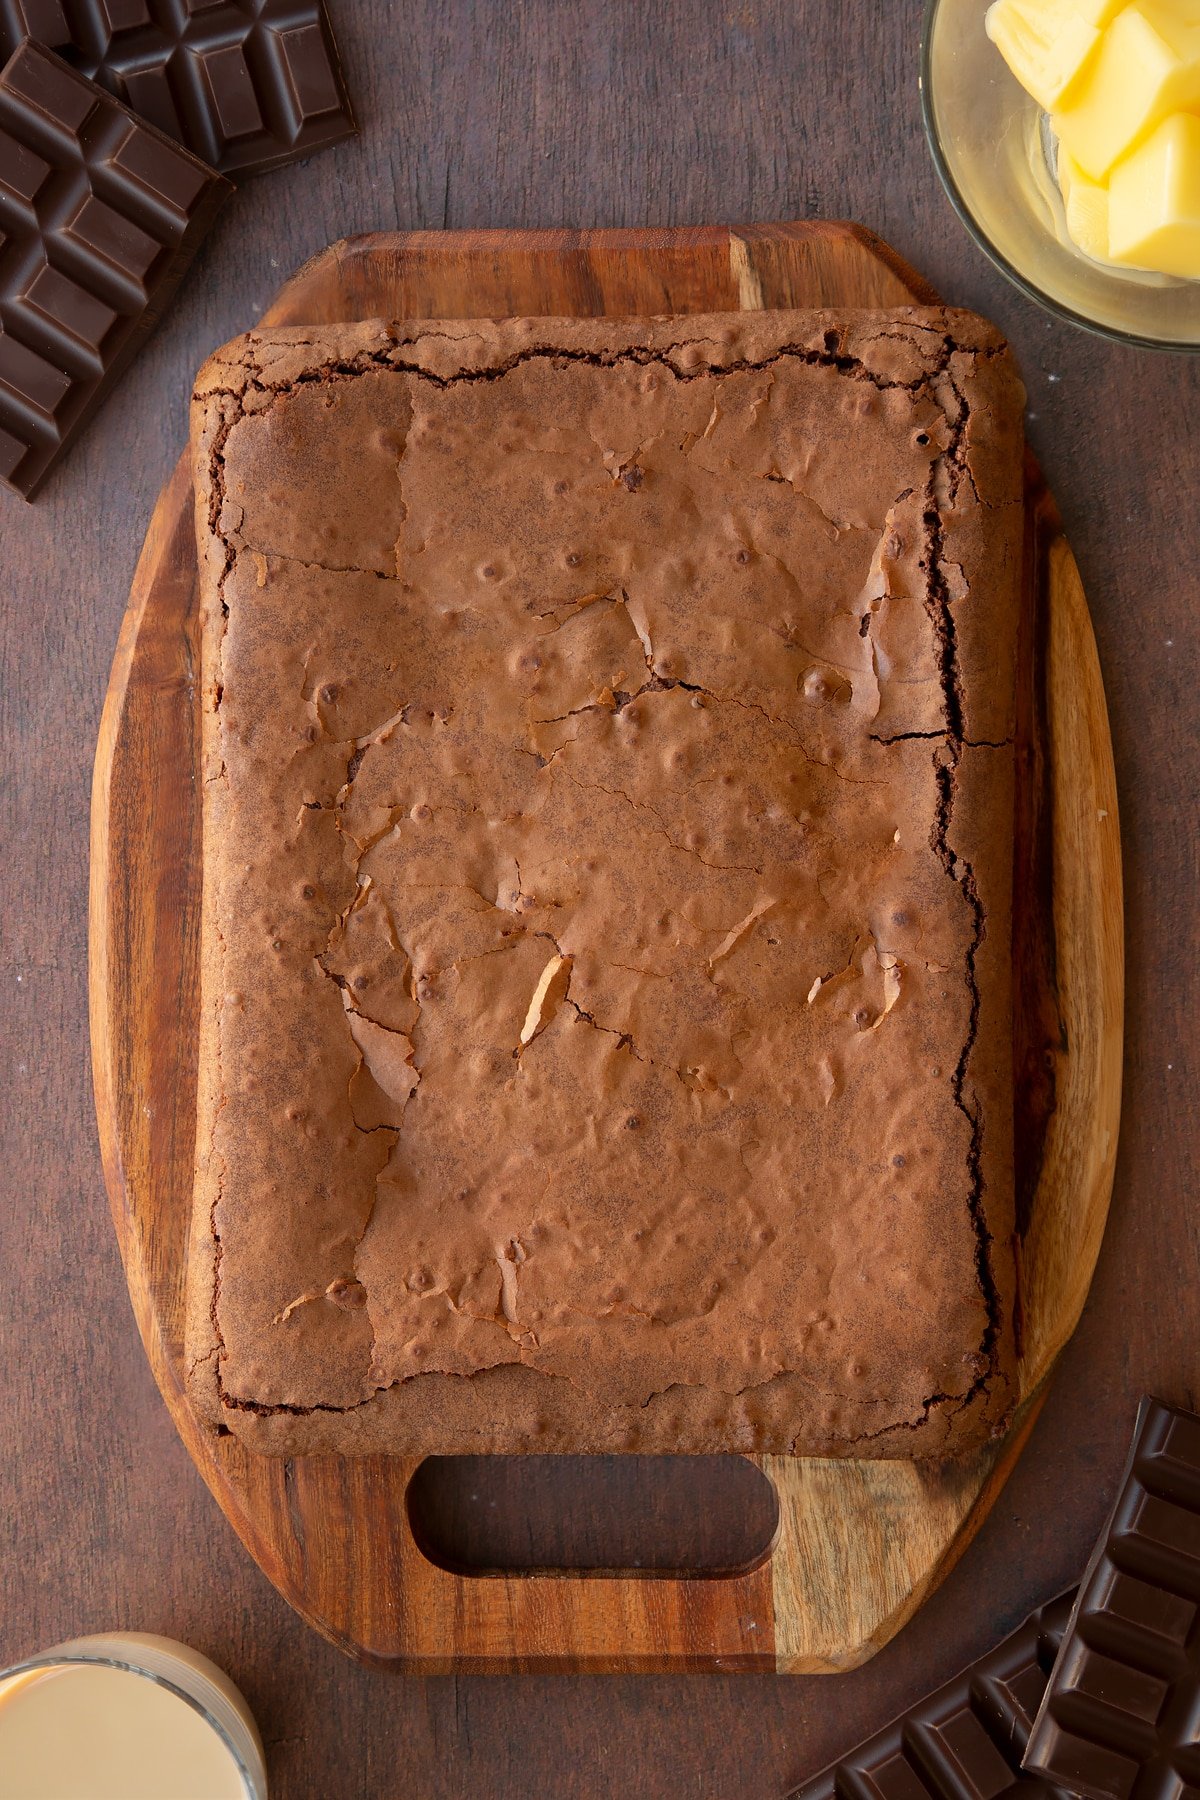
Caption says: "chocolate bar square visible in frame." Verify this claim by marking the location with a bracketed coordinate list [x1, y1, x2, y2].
[0, 39, 230, 498]
[0, 0, 356, 174]
[1024, 1398, 1200, 1800]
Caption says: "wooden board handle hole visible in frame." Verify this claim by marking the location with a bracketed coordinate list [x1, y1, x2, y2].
[406, 1455, 779, 1579]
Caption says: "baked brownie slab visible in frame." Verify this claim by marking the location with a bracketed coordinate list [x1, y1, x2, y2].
[187, 308, 1025, 1456]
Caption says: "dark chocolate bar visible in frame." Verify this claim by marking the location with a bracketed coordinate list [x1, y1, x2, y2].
[0, 39, 230, 498]
[0, 1, 355, 176]
[1023, 1398, 1200, 1800]
[790, 1595, 1077, 1800]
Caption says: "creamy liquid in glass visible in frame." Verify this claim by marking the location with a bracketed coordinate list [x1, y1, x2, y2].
[0, 1662, 248, 1800]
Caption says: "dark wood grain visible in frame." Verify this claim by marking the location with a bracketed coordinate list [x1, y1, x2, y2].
[0, 0, 1195, 1793]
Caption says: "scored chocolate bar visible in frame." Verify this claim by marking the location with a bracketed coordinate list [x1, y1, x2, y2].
[790, 1595, 1077, 1800]
[1023, 1397, 1200, 1800]
[0, 39, 230, 498]
[0, 1, 355, 175]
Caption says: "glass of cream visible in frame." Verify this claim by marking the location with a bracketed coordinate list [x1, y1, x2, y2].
[921, 0, 1200, 348]
[0, 1634, 268, 1800]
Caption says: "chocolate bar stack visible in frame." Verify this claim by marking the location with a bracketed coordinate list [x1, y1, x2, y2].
[0, 3, 355, 497]
[793, 1398, 1200, 1800]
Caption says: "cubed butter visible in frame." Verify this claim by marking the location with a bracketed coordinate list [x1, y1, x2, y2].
[985, 0, 1124, 112]
[1108, 110, 1200, 275]
[1057, 146, 1113, 262]
[1053, 3, 1200, 181]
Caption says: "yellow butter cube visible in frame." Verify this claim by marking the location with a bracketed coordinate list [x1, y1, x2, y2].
[1057, 146, 1114, 262]
[1053, 3, 1200, 180]
[985, 0, 1125, 111]
[1107, 110, 1200, 276]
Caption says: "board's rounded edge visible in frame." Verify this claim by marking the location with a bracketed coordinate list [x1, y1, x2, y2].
[88, 455, 193, 1260]
[1015, 528, 1123, 1396]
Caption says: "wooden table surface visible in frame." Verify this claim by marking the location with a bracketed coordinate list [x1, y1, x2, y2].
[1, 3, 1196, 1794]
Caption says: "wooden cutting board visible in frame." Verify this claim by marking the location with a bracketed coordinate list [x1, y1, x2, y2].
[89, 222, 1123, 1673]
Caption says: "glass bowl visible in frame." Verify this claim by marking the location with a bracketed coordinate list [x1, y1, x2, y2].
[921, 0, 1200, 349]
[0, 1634, 268, 1800]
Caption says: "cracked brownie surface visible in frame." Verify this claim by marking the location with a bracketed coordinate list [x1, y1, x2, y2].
[187, 307, 1025, 1456]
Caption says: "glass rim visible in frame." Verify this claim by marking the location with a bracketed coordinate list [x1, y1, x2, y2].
[919, 0, 1200, 354]
[0, 1643, 265, 1800]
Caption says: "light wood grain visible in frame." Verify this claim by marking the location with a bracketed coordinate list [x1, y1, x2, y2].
[763, 1396, 1042, 1674]
[1016, 526, 1124, 1392]
[89, 222, 1123, 1673]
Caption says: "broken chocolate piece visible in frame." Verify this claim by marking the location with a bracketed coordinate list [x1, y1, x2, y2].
[0, 40, 230, 498]
[1023, 1397, 1200, 1800]
[0, 0, 355, 175]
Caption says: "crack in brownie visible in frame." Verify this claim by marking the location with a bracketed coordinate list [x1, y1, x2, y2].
[186, 308, 1025, 1456]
